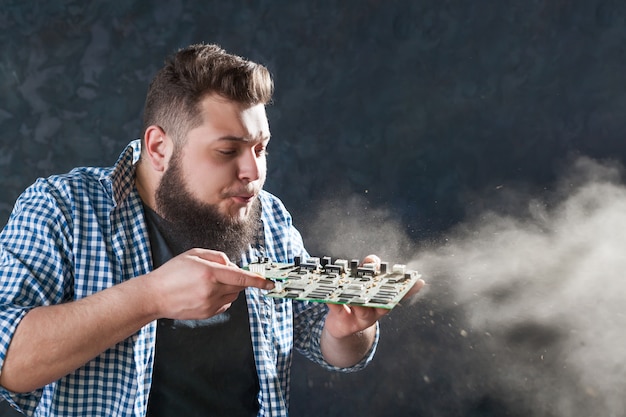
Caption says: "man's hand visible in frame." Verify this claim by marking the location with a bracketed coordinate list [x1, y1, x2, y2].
[148, 248, 275, 320]
[320, 254, 425, 368]
[0, 248, 273, 393]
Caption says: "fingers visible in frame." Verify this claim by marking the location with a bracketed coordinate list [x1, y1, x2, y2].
[187, 248, 232, 266]
[402, 278, 425, 301]
[186, 248, 275, 291]
[213, 262, 274, 290]
[325, 303, 386, 338]
[214, 302, 233, 316]
[350, 305, 389, 321]
[361, 254, 381, 269]
[327, 303, 387, 322]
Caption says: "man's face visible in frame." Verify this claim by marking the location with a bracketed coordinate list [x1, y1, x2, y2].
[166, 94, 270, 222]
[153, 94, 269, 259]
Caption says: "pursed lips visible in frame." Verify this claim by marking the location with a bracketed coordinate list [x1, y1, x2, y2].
[226, 190, 258, 204]
[231, 195, 255, 203]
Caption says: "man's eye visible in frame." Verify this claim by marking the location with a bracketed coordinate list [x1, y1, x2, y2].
[217, 149, 237, 156]
[255, 145, 269, 157]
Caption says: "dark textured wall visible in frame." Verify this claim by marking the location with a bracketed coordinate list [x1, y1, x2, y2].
[2, 1, 626, 416]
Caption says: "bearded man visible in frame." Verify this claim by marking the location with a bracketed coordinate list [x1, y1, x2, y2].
[0, 44, 423, 417]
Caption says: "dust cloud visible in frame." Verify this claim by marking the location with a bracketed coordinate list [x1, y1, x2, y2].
[305, 156, 626, 416]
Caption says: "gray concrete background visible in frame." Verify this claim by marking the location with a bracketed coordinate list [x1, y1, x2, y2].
[2, 1, 626, 416]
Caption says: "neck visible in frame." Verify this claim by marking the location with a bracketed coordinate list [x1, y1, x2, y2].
[135, 159, 160, 211]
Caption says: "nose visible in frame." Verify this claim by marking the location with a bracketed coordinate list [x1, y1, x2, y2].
[238, 148, 262, 183]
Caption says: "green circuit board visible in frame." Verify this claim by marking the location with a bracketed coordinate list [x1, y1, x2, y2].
[245, 256, 421, 309]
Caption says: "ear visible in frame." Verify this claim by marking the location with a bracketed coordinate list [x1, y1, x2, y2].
[143, 125, 172, 172]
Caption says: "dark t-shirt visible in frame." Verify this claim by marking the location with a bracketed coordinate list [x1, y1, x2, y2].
[143, 205, 260, 417]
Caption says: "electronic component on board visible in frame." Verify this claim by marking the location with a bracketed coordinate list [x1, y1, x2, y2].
[244, 255, 421, 309]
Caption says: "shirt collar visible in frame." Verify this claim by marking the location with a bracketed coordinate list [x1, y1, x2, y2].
[99, 140, 142, 207]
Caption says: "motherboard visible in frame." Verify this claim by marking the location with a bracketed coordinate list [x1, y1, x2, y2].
[245, 256, 420, 309]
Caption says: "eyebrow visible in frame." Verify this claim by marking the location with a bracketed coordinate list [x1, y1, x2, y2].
[217, 134, 270, 143]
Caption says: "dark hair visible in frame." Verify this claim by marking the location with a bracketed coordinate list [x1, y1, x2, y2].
[142, 43, 274, 143]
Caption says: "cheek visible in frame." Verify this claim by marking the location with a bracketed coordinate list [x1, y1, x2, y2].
[182, 162, 229, 200]
[259, 159, 268, 179]
[257, 153, 268, 173]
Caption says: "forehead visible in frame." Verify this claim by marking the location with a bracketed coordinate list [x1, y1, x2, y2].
[193, 94, 270, 142]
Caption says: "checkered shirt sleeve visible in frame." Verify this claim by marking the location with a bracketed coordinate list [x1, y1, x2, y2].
[0, 141, 155, 416]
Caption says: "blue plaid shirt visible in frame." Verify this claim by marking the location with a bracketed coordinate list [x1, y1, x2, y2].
[0, 141, 377, 416]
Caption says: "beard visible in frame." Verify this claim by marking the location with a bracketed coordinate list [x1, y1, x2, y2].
[154, 152, 261, 263]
